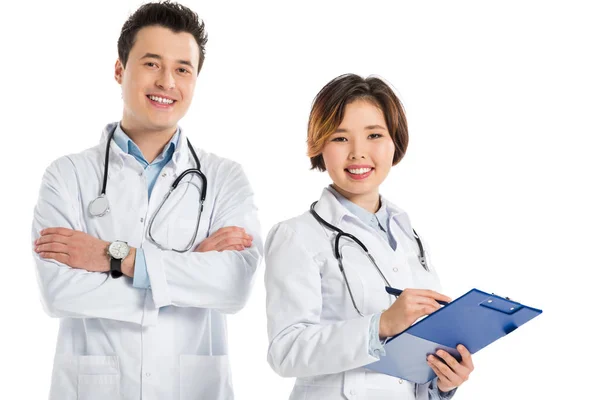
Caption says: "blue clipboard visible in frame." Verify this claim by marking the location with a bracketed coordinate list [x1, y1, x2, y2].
[365, 288, 542, 384]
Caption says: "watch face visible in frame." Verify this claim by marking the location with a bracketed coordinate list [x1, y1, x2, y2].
[109, 241, 130, 259]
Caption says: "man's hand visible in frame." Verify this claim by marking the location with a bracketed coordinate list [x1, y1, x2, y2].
[428, 345, 475, 393]
[34, 227, 112, 273]
[194, 226, 253, 252]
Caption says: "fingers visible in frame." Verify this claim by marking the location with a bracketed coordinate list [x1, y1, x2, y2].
[403, 288, 452, 304]
[457, 344, 474, 370]
[428, 360, 451, 384]
[210, 226, 252, 241]
[428, 361, 455, 392]
[413, 295, 443, 312]
[209, 227, 252, 249]
[195, 226, 253, 252]
[212, 236, 252, 251]
[434, 350, 466, 376]
[35, 234, 70, 246]
[37, 252, 70, 265]
[35, 243, 69, 254]
[427, 354, 460, 386]
[39, 227, 75, 237]
[427, 345, 473, 387]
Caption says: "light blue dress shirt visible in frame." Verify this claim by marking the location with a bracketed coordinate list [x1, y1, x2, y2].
[328, 186, 455, 399]
[113, 124, 180, 289]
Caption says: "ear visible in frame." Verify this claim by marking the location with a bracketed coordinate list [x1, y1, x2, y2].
[114, 59, 124, 84]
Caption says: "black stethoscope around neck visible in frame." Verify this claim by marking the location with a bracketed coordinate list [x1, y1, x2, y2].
[88, 125, 208, 252]
[309, 200, 429, 316]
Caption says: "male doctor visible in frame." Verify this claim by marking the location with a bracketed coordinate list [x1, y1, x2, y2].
[31, 2, 262, 399]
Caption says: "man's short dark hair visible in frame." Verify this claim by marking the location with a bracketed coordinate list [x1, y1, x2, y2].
[118, 1, 208, 74]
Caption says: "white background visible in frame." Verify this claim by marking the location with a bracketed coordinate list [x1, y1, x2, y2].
[1, 0, 598, 398]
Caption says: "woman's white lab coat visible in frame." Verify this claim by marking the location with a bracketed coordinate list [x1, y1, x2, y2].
[31, 123, 262, 400]
[265, 188, 450, 399]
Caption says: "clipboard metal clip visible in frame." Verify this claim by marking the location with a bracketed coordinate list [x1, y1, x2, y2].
[480, 295, 522, 315]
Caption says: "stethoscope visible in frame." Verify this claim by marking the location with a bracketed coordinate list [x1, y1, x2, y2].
[309, 201, 429, 317]
[88, 126, 207, 252]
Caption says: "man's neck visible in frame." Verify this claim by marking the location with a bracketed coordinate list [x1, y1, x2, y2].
[119, 122, 177, 163]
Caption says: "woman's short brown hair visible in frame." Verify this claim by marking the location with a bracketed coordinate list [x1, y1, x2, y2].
[307, 74, 409, 171]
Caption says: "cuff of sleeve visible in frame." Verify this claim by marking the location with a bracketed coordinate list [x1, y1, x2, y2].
[132, 249, 151, 289]
[143, 245, 172, 308]
[431, 378, 457, 400]
[368, 313, 386, 358]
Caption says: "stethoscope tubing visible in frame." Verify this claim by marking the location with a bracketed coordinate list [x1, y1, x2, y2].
[309, 200, 430, 316]
[93, 125, 207, 252]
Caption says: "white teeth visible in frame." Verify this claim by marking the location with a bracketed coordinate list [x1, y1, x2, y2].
[348, 168, 372, 175]
[149, 95, 174, 104]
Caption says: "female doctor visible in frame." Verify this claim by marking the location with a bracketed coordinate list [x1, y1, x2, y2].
[265, 74, 474, 399]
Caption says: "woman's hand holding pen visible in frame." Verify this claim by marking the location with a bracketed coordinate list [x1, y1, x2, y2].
[379, 289, 451, 339]
[378, 288, 475, 393]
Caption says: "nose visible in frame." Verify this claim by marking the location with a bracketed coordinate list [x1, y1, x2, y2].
[349, 141, 366, 160]
[156, 69, 175, 90]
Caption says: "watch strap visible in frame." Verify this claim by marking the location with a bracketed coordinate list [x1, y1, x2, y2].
[110, 257, 123, 278]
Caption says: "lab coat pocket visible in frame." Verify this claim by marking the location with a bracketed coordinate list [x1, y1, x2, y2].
[77, 355, 120, 400]
[342, 368, 365, 399]
[180, 355, 233, 400]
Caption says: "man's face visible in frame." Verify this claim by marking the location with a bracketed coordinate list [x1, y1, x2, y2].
[115, 25, 200, 134]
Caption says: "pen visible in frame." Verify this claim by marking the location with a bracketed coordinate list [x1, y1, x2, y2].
[385, 286, 450, 306]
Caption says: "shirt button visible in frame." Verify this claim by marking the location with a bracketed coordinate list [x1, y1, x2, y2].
[398, 378, 404, 384]
[349, 390, 356, 396]
[140, 217, 144, 223]
[145, 372, 151, 377]
[161, 172, 167, 177]
[139, 171, 143, 177]
[393, 267, 398, 272]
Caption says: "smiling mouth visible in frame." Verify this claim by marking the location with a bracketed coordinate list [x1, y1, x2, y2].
[344, 167, 374, 180]
[346, 167, 373, 175]
[147, 95, 176, 105]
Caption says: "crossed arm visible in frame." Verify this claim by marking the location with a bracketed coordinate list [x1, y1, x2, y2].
[33, 226, 253, 277]
[32, 157, 262, 326]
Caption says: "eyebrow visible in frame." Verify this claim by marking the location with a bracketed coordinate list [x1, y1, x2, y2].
[140, 53, 195, 69]
[334, 124, 387, 133]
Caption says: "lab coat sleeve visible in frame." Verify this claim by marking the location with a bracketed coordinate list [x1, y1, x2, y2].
[142, 162, 262, 313]
[265, 222, 379, 378]
[32, 157, 156, 326]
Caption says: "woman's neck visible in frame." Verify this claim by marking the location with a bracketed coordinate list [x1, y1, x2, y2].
[332, 184, 380, 213]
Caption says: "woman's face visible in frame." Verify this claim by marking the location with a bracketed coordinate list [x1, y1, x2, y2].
[321, 99, 396, 205]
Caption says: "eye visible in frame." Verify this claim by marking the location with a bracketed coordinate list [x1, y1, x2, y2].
[177, 68, 191, 74]
[331, 136, 347, 142]
[368, 133, 384, 139]
[145, 62, 158, 68]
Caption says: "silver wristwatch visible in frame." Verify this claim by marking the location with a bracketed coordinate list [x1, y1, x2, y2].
[107, 241, 130, 278]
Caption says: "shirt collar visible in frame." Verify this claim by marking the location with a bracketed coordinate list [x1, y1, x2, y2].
[113, 123, 180, 166]
[100, 122, 193, 175]
[327, 185, 389, 232]
[313, 185, 414, 239]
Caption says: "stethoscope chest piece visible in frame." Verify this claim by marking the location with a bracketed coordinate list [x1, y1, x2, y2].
[89, 194, 110, 217]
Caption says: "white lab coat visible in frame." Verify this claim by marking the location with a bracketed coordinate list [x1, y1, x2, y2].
[31, 123, 263, 400]
[265, 188, 449, 400]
